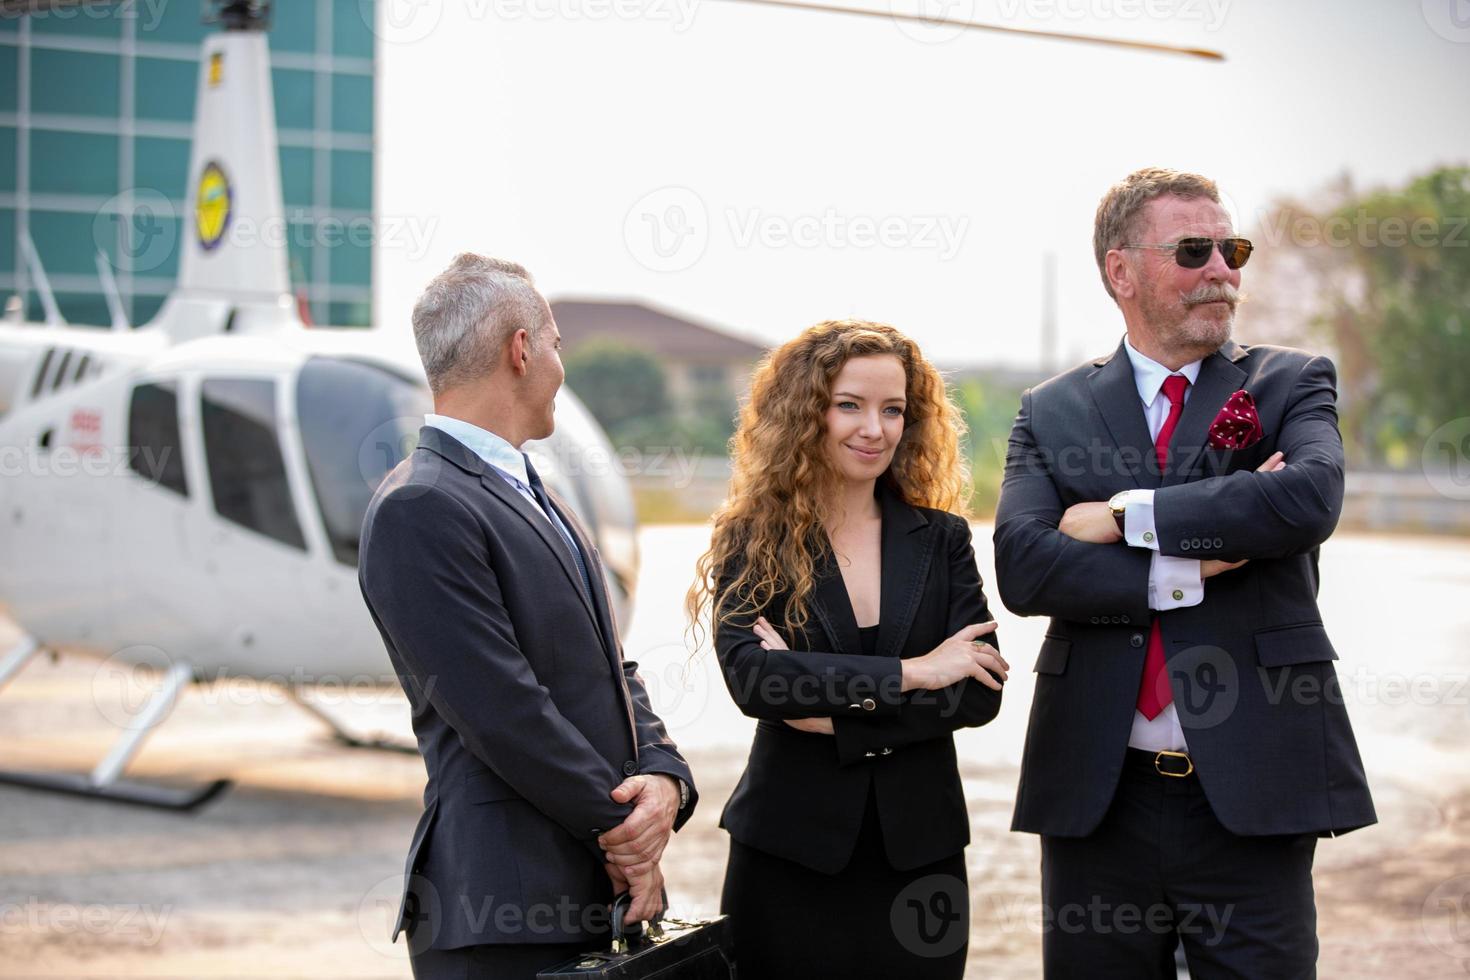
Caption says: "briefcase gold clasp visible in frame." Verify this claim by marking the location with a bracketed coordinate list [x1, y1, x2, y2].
[1154, 750, 1194, 778]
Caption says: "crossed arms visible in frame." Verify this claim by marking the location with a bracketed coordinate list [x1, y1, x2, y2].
[993, 355, 1345, 623]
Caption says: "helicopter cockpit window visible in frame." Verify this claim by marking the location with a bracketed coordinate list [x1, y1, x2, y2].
[296, 357, 431, 567]
[201, 378, 307, 551]
[127, 382, 189, 497]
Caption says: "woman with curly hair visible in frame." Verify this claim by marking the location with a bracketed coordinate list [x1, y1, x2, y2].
[686, 319, 1008, 978]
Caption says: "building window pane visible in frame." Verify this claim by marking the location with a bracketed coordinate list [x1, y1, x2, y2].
[132, 292, 167, 326]
[331, 73, 372, 135]
[0, 127, 12, 188]
[330, 150, 371, 211]
[144, 3, 209, 44]
[0, 209, 14, 273]
[331, 235, 370, 286]
[31, 130, 118, 197]
[54, 293, 112, 329]
[201, 378, 306, 550]
[134, 136, 191, 200]
[127, 381, 188, 497]
[30, 211, 109, 277]
[30, 7, 122, 38]
[135, 57, 198, 123]
[0, 47, 16, 112]
[328, 301, 371, 328]
[333, 0, 374, 58]
[272, 67, 315, 131]
[32, 50, 121, 117]
[271, 1, 317, 53]
[279, 146, 313, 207]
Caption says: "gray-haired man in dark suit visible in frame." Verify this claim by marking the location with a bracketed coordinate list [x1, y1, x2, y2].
[359, 253, 696, 979]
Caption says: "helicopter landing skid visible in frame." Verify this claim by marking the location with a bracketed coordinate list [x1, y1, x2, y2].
[0, 649, 233, 812]
[287, 688, 418, 755]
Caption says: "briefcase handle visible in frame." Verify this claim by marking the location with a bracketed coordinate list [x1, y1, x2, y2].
[610, 889, 669, 954]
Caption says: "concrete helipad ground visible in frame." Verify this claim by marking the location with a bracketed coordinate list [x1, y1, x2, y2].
[1, 526, 1468, 978]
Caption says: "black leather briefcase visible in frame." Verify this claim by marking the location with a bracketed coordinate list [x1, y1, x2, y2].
[537, 895, 736, 979]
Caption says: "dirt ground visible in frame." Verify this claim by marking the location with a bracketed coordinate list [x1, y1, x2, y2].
[2, 528, 1469, 977]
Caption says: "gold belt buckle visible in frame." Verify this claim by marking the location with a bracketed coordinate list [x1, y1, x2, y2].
[1154, 750, 1194, 778]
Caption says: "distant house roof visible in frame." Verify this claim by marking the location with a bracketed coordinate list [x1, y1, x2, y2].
[550, 299, 769, 362]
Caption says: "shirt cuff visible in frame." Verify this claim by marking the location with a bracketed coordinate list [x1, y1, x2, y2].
[1122, 489, 1161, 550]
[1149, 554, 1203, 610]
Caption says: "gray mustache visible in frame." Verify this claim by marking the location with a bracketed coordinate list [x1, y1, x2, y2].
[1182, 283, 1240, 307]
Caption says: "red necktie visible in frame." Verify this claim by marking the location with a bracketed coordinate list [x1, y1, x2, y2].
[1136, 374, 1191, 720]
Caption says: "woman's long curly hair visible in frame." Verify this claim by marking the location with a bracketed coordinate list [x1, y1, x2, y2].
[685, 319, 970, 649]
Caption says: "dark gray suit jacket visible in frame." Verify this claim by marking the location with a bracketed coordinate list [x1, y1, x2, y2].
[995, 339, 1375, 839]
[359, 426, 696, 951]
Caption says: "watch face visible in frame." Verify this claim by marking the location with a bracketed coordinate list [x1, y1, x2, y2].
[1109, 491, 1129, 513]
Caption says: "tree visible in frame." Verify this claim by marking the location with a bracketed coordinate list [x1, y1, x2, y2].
[1239, 167, 1470, 467]
[562, 340, 672, 446]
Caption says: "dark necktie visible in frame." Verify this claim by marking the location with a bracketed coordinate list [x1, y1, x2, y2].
[522, 455, 594, 604]
[1136, 374, 1191, 720]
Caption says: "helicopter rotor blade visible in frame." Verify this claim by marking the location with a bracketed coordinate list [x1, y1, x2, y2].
[706, 0, 1225, 61]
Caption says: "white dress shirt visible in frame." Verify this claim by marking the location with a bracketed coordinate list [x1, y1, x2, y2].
[1115, 337, 1205, 753]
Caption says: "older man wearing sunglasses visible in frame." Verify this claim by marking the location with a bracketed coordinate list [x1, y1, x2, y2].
[994, 167, 1375, 978]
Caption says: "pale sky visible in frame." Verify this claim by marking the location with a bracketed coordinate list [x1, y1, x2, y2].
[374, 0, 1470, 370]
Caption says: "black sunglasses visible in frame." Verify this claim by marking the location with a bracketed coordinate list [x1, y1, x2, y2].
[1121, 237, 1254, 270]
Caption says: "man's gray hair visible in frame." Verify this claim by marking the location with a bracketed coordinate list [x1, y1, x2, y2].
[1093, 168, 1221, 301]
[411, 253, 548, 394]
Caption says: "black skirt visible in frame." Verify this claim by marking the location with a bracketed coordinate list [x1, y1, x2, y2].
[719, 781, 970, 979]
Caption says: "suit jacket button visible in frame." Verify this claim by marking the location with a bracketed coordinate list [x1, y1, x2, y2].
[1214, 537, 1224, 548]
[1130, 634, 1145, 648]
[622, 760, 637, 776]
[1090, 616, 1101, 624]
[864, 751, 877, 758]
[1121, 615, 1131, 624]
[861, 698, 876, 712]
[1190, 538, 1203, 549]
[880, 747, 893, 756]
[1179, 539, 1191, 551]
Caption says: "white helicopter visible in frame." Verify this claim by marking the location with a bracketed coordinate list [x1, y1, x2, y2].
[0, 0, 640, 809]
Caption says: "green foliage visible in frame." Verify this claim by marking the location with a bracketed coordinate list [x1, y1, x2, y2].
[562, 340, 671, 441]
[952, 377, 1023, 517]
[1249, 166, 1470, 466]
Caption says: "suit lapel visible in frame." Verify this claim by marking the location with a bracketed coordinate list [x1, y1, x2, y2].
[875, 483, 935, 660]
[1089, 340, 1160, 490]
[415, 426, 602, 631]
[1164, 342, 1248, 487]
[810, 546, 861, 656]
[476, 471, 602, 629]
[546, 486, 638, 750]
[545, 485, 620, 661]
[808, 482, 935, 659]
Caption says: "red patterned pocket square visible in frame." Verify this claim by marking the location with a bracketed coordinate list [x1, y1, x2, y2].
[1208, 389, 1264, 450]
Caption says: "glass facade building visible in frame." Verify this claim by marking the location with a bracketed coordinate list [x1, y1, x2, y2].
[0, 0, 375, 328]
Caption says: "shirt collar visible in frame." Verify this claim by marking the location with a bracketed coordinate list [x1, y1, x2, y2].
[424, 414, 530, 485]
[1122, 335, 1203, 409]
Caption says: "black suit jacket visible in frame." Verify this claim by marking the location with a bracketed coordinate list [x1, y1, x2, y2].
[995, 339, 1376, 839]
[715, 481, 1002, 874]
[358, 426, 696, 950]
